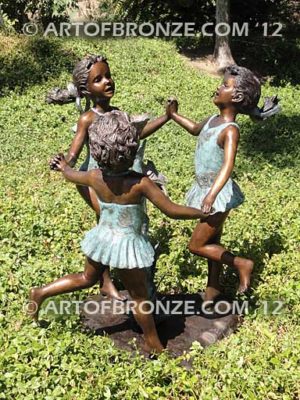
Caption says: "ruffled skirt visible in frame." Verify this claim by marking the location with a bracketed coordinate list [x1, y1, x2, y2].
[81, 225, 155, 269]
[186, 177, 244, 214]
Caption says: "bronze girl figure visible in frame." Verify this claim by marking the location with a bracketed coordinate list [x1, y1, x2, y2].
[47, 55, 170, 301]
[167, 65, 280, 302]
[29, 110, 208, 354]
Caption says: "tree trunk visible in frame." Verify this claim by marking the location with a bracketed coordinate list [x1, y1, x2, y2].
[213, 0, 235, 70]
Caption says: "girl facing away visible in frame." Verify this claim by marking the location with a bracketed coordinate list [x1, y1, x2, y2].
[47, 54, 170, 301]
[167, 65, 280, 303]
[28, 110, 208, 354]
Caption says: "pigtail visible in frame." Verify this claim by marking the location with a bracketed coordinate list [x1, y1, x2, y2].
[248, 95, 281, 122]
[45, 82, 92, 127]
[45, 83, 78, 105]
[225, 65, 281, 122]
[75, 94, 91, 114]
[46, 83, 91, 113]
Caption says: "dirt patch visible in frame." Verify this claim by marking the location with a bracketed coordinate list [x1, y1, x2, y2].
[81, 291, 241, 361]
[180, 52, 225, 77]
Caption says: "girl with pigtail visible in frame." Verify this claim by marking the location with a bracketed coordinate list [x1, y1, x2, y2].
[166, 65, 280, 304]
[47, 54, 169, 301]
[29, 110, 208, 354]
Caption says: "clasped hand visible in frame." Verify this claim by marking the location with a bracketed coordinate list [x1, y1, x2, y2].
[49, 153, 67, 171]
[201, 193, 216, 215]
[166, 97, 178, 118]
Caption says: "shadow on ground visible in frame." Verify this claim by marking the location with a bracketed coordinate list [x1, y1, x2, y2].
[239, 114, 300, 169]
[81, 292, 240, 360]
[0, 36, 78, 95]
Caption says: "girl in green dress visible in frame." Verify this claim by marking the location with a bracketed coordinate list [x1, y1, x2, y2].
[29, 110, 208, 354]
[167, 65, 280, 302]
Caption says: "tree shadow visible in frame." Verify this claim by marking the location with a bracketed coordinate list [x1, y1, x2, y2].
[0, 36, 78, 96]
[239, 114, 300, 169]
[177, 34, 300, 86]
[232, 35, 300, 86]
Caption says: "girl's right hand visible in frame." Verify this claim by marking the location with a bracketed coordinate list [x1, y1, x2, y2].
[49, 153, 67, 171]
[201, 193, 216, 215]
[166, 97, 178, 119]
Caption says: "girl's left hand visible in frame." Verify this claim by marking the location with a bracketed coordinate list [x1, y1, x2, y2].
[201, 193, 216, 214]
[49, 153, 67, 171]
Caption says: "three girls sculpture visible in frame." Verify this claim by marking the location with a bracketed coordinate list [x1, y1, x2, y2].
[28, 54, 280, 354]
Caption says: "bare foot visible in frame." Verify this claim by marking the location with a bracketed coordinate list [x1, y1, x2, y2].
[28, 287, 45, 321]
[100, 280, 127, 302]
[142, 340, 164, 355]
[204, 286, 222, 302]
[235, 259, 254, 293]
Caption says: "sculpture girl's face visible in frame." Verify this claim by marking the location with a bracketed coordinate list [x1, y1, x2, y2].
[87, 61, 115, 100]
[213, 75, 238, 108]
[213, 73, 250, 112]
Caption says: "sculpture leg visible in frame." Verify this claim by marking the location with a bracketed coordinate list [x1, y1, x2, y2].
[117, 268, 164, 354]
[189, 211, 253, 293]
[100, 267, 127, 301]
[28, 257, 102, 321]
[205, 229, 224, 301]
[76, 185, 126, 300]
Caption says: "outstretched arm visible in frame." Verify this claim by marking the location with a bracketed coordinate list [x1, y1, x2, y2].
[141, 177, 208, 219]
[171, 113, 209, 136]
[50, 153, 96, 187]
[166, 98, 209, 136]
[201, 126, 239, 214]
[139, 114, 169, 139]
[65, 113, 91, 167]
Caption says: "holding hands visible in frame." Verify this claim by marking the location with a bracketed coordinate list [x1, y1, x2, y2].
[166, 97, 178, 119]
[201, 193, 216, 215]
[49, 153, 68, 172]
